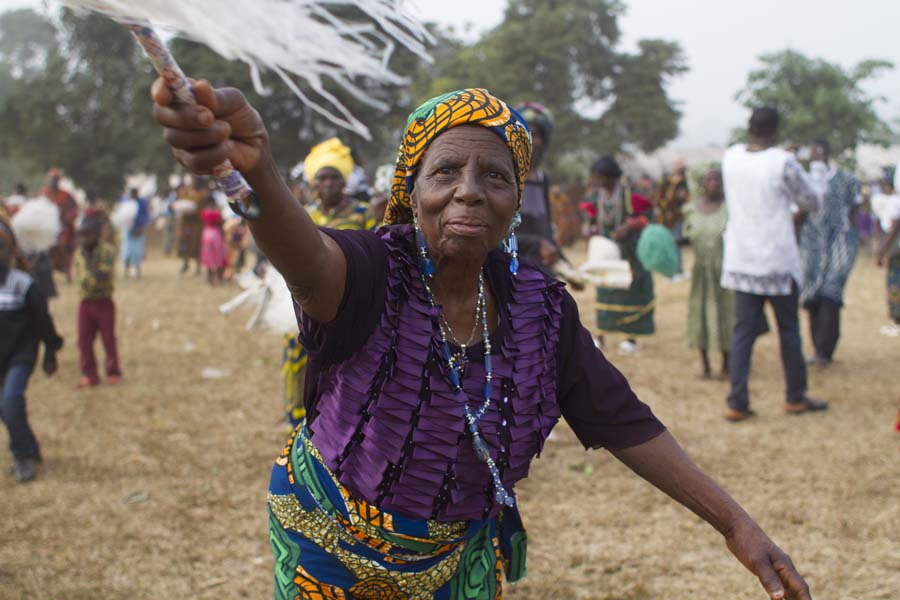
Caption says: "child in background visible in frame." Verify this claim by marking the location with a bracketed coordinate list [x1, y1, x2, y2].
[199, 197, 226, 285]
[0, 222, 63, 483]
[682, 169, 732, 379]
[74, 215, 122, 388]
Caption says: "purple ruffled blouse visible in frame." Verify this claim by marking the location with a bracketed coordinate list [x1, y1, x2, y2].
[297, 225, 665, 521]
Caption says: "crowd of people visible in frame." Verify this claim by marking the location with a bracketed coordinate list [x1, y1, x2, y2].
[2, 82, 899, 597]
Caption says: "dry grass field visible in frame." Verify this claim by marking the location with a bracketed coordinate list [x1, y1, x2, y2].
[1, 238, 898, 599]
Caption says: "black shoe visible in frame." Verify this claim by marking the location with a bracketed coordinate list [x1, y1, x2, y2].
[13, 458, 36, 483]
[785, 397, 829, 414]
[807, 355, 831, 367]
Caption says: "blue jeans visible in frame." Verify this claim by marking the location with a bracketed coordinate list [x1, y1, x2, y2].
[727, 284, 808, 411]
[1, 362, 40, 461]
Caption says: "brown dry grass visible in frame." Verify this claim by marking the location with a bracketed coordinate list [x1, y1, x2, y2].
[1, 239, 898, 600]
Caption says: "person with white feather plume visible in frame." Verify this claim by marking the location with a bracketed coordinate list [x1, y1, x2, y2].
[152, 79, 813, 599]
[10, 195, 63, 303]
[54, 0, 811, 596]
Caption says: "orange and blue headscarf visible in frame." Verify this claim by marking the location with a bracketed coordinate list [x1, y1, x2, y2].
[384, 88, 532, 226]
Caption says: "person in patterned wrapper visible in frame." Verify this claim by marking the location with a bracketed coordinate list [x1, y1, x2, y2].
[152, 78, 815, 599]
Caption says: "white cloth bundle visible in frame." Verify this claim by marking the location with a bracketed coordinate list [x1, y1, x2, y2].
[579, 236, 632, 289]
[10, 198, 62, 254]
[61, 0, 433, 139]
[219, 264, 297, 335]
[111, 199, 139, 231]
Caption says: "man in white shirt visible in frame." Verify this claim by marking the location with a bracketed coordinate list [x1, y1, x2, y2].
[721, 107, 828, 421]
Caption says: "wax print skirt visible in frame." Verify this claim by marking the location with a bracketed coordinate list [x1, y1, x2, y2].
[282, 334, 308, 427]
[595, 264, 655, 336]
[267, 425, 527, 600]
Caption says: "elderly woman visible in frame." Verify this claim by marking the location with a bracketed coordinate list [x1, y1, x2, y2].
[151, 82, 811, 599]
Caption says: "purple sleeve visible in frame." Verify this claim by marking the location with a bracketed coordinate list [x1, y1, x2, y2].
[294, 228, 387, 365]
[556, 292, 666, 450]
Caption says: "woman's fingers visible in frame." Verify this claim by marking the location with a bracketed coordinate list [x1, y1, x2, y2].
[191, 79, 218, 112]
[753, 557, 787, 600]
[172, 142, 233, 174]
[773, 555, 811, 600]
[163, 120, 232, 151]
[152, 101, 214, 131]
[151, 76, 265, 173]
[150, 77, 172, 106]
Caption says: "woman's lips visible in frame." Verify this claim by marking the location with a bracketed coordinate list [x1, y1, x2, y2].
[445, 220, 487, 237]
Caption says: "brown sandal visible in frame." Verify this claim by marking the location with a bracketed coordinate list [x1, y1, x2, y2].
[784, 398, 829, 415]
[725, 408, 756, 422]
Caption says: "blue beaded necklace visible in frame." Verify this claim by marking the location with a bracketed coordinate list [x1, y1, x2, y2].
[415, 225, 515, 508]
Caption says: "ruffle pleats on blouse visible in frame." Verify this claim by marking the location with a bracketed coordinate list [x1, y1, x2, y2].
[308, 225, 564, 521]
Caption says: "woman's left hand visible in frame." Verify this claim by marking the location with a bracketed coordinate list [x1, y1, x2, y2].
[725, 518, 811, 600]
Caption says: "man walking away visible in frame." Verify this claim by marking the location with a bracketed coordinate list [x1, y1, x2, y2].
[721, 107, 828, 421]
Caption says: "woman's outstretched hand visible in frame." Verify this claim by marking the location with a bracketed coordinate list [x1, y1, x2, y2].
[150, 78, 269, 176]
[725, 518, 811, 600]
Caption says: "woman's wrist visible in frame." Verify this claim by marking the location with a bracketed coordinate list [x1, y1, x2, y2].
[243, 147, 279, 191]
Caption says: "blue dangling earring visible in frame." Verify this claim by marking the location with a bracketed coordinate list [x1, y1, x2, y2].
[413, 211, 435, 277]
[506, 211, 521, 276]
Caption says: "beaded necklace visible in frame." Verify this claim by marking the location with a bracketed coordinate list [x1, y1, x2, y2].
[415, 226, 515, 508]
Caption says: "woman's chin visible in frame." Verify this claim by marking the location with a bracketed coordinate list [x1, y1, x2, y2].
[437, 236, 492, 262]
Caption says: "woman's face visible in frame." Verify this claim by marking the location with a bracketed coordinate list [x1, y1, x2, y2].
[590, 171, 616, 191]
[312, 167, 346, 207]
[703, 171, 723, 198]
[412, 125, 518, 262]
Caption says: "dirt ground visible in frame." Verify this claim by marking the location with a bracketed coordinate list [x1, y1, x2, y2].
[1, 238, 898, 600]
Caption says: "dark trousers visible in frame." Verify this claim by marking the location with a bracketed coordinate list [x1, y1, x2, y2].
[78, 298, 121, 383]
[1, 362, 40, 460]
[727, 285, 807, 411]
[805, 298, 841, 361]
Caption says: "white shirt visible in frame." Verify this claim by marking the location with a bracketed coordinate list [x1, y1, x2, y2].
[720, 144, 826, 295]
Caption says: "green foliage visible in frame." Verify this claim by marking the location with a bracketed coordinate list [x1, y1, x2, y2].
[0, 9, 170, 198]
[736, 50, 894, 153]
[415, 0, 688, 170]
[0, 2, 687, 192]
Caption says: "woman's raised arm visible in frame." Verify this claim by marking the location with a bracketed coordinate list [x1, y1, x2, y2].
[150, 78, 346, 322]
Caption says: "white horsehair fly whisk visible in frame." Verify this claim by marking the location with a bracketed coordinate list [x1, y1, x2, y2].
[59, 0, 433, 219]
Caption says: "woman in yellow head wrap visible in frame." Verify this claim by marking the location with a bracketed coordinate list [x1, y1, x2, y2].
[284, 138, 376, 427]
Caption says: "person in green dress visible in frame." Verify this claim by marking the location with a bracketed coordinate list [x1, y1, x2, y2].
[586, 157, 655, 353]
[683, 169, 733, 379]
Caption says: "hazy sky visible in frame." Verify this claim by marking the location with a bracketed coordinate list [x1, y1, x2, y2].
[4, 0, 900, 147]
[413, 0, 900, 147]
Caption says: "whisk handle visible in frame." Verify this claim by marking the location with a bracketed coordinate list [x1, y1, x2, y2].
[129, 25, 260, 219]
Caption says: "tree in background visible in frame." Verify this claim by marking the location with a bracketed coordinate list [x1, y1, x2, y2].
[0, 2, 688, 193]
[0, 9, 425, 196]
[416, 0, 688, 178]
[0, 10, 171, 198]
[735, 50, 894, 154]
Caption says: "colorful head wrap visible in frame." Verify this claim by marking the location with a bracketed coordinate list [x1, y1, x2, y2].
[384, 88, 532, 226]
[304, 137, 355, 182]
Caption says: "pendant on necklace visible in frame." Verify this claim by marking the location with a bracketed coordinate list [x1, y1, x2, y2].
[449, 345, 468, 377]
